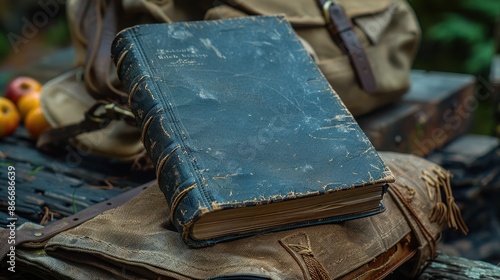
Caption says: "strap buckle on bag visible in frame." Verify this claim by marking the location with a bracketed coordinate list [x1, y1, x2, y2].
[37, 102, 137, 152]
[321, 0, 350, 34]
[321, 0, 338, 25]
[85, 101, 136, 129]
[318, 0, 377, 94]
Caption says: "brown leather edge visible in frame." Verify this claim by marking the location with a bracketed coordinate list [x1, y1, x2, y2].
[0, 181, 154, 260]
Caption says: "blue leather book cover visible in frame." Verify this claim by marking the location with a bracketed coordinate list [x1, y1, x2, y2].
[112, 16, 394, 247]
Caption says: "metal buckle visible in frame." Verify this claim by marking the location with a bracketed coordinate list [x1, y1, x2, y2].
[322, 0, 340, 24]
[103, 103, 136, 124]
[84, 101, 136, 130]
[322, 1, 333, 24]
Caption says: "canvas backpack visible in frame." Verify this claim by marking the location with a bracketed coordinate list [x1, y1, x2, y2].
[38, 0, 420, 162]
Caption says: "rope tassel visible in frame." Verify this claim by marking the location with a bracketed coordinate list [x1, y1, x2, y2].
[421, 168, 469, 235]
[289, 244, 331, 280]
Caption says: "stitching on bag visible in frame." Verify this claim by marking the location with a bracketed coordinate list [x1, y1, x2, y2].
[331, 216, 407, 266]
[388, 186, 436, 276]
[404, 185, 416, 203]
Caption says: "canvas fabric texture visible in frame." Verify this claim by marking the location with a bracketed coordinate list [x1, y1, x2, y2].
[4, 152, 467, 280]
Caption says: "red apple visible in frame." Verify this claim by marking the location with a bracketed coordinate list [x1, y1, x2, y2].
[0, 97, 20, 139]
[4, 76, 42, 105]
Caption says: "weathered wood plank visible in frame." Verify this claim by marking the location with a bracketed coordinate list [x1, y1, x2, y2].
[0, 126, 154, 226]
[358, 70, 475, 156]
[417, 252, 500, 279]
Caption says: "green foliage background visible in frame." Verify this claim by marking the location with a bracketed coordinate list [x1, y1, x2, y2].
[410, 0, 499, 76]
[409, 0, 500, 135]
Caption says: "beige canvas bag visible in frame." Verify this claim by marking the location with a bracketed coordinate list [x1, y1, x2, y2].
[2, 152, 467, 279]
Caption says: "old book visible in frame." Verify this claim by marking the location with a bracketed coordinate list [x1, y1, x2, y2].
[111, 16, 394, 247]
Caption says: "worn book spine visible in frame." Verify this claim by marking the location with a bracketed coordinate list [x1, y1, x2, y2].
[113, 24, 237, 248]
[113, 34, 208, 242]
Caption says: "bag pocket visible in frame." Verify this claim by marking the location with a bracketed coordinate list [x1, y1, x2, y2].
[205, 0, 421, 116]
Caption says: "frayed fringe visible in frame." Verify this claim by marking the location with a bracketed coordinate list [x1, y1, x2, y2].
[421, 168, 468, 235]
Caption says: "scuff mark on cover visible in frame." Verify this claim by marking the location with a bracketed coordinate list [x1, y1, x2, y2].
[144, 83, 156, 100]
[150, 140, 156, 152]
[198, 89, 219, 102]
[200, 38, 226, 59]
[213, 173, 239, 180]
[159, 115, 171, 137]
[128, 75, 150, 106]
[156, 145, 181, 180]
[198, 200, 211, 213]
[308, 134, 349, 141]
[136, 108, 144, 120]
[169, 27, 193, 40]
[170, 183, 198, 222]
[140, 116, 153, 144]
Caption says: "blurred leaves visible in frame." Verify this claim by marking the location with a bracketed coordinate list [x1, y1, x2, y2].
[410, 0, 500, 76]
[427, 14, 485, 44]
[461, 0, 500, 20]
[466, 40, 496, 74]
[42, 18, 70, 47]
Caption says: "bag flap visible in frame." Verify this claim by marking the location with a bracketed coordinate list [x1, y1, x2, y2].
[226, 0, 391, 26]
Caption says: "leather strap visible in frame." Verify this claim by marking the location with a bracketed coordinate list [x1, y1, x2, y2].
[0, 182, 153, 260]
[37, 101, 136, 153]
[317, 0, 377, 94]
[36, 122, 96, 153]
[82, 0, 127, 102]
